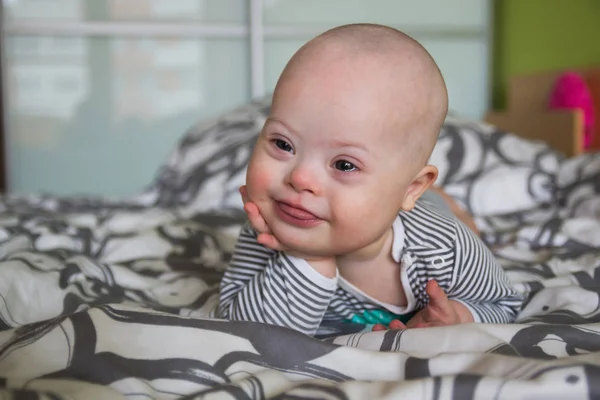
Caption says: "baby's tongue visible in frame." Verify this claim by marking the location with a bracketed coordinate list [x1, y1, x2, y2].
[279, 203, 318, 220]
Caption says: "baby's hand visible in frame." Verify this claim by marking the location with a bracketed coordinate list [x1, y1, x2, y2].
[405, 280, 474, 328]
[240, 185, 285, 251]
[372, 280, 473, 331]
[239, 185, 337, 277]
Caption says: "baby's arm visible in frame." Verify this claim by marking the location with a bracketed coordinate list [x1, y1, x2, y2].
[446, 220, 524, 323]
[377, 221, 523, 332]
[217, 224, 338, 336]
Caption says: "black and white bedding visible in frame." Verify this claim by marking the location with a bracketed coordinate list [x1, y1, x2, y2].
[2, 97, 600, 399]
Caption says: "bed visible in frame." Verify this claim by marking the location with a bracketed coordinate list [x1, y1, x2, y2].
[1, 93, 600, 399]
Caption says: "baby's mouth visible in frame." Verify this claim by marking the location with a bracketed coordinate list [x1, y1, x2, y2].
[273, 200, 323, 228]
[277, 201, 319, 220]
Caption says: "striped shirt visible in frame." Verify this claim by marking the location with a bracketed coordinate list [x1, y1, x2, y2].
[217, 200, 524, 336]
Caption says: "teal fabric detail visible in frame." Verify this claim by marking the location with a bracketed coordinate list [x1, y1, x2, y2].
[344, 309, 415, 326]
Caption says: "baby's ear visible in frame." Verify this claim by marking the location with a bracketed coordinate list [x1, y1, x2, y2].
[401, 165, 438, 211]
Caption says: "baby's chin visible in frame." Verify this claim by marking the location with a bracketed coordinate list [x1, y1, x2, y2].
[268, 220, 337, 257]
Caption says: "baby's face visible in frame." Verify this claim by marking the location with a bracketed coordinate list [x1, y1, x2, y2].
[245, 67, 429, 257]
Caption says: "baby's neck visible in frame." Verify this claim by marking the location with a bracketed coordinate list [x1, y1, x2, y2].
[336, 227, 406, 306]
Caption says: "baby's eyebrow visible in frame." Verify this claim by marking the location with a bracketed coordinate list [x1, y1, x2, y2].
[330, 139, 370, 154]
[264, 117, 297, 135]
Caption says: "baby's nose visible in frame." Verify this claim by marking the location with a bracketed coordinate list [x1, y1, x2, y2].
[287, 163, 322, 195]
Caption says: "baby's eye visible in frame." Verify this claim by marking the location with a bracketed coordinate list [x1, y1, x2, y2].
[273, 139, 293, 153]
[334, 160, 357, 172]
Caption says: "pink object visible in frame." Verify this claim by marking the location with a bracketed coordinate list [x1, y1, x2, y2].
[548, 71, 595, 149]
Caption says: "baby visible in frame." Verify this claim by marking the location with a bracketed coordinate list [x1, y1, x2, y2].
[217, 23, 524, 336]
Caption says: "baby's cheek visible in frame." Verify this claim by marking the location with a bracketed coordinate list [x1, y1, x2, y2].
[330, 196, 371, 234]
[332, 192, 395, 239]
[336, 193, 376, 222]
[246, 163, 275, 201]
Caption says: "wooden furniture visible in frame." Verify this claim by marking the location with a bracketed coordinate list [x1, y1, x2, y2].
[486, 109, 583, 157]
[485, 67, 599, 157]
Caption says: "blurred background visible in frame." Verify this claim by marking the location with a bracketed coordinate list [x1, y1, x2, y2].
[0, 0, 598, 197]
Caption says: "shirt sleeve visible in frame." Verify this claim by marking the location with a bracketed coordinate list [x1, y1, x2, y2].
[446, 220, 525, 324]
[217, 223, 338, 336]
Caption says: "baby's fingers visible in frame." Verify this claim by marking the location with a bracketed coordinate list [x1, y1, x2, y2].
[257, 233, 285, 251]
[425, 280, 453, 315]
[243, 202, 271, 233]
[239, 186, 250, 205]
[389, 319, 407, 330]
[239, 187, 273, 233]
[371, 319, 407, 332]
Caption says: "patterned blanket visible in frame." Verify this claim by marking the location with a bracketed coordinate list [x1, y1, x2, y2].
[1, 97, 600, 399]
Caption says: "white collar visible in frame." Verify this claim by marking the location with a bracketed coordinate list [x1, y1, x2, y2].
[391, 214, 405, 263]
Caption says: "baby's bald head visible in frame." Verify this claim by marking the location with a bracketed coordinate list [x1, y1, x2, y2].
[273, 23, 448, 167]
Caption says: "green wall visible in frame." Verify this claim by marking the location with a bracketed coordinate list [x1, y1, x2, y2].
[492, 0, 600, 108]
